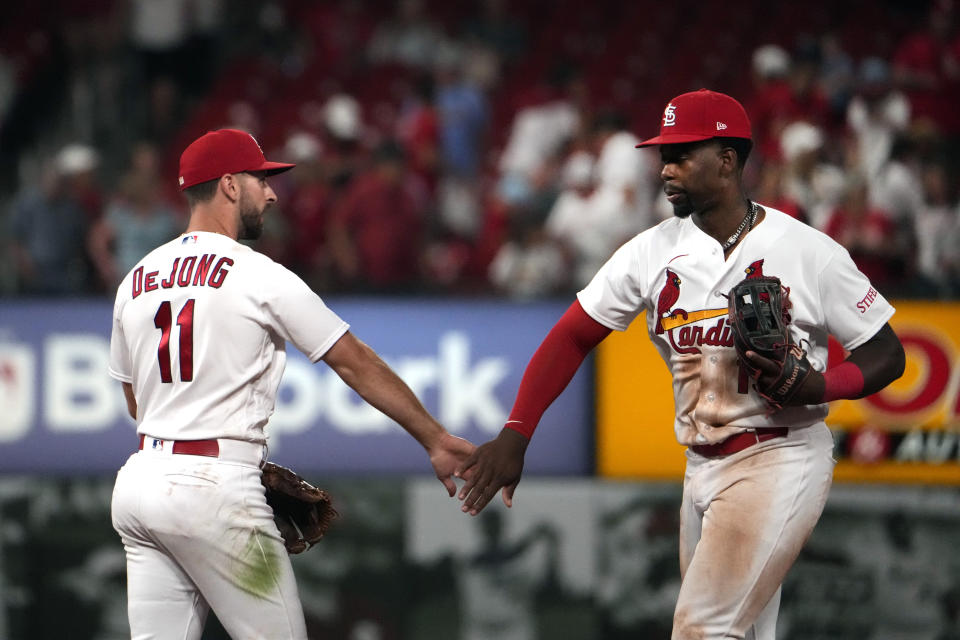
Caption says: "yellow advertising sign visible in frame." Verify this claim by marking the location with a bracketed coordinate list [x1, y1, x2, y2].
[597, 303, 960, 484]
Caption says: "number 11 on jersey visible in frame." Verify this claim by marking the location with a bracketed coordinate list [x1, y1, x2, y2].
[154, 299, 195, 383]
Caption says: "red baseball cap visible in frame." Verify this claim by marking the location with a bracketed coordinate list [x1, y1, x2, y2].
[178, 129, 295, 190]
[635, 89, 752, 147]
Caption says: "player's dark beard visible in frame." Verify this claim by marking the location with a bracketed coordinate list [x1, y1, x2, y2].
[668, 186, 721, 219]
[669, 193, 696, 219]
[238, 191, 264, 240]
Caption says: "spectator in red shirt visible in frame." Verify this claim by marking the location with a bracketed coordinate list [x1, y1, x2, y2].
[752, 161, 808, 224]
[824, 176, 908, 290]
[747, 44, 794, 161]
[892, 0, 960, 134]
[328, 140, 424, 292]
[747, 42, 831, 162]
[396, 72, 440, 196]
[278, 132, 334, 289]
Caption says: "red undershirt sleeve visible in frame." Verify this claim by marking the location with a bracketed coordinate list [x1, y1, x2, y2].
[504, 300, 613, 439]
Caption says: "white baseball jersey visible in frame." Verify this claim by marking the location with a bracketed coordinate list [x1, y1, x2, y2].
[578, 206, 895, 447]
[108, 231, 349, 443]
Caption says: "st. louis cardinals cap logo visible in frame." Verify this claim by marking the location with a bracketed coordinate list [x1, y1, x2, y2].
[663, 103, 677, 127]
[178, 128, 294, 191]
[637, 90, 752, 148]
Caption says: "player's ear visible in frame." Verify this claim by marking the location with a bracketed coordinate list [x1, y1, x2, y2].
[219, 173, 241, 202]
[717, 146, 738, 176]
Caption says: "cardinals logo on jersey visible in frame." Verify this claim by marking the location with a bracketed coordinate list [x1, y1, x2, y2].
[745, 259, 765, 278]
[654, 268, 729, 354]
[744, 258, 772, 302]
[654, 260, 781, 355]
[744, 257, 793, 321]
[655, 269, 682, 334]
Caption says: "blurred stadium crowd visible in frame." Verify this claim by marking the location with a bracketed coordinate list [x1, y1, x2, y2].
[2, 0, 960, 299]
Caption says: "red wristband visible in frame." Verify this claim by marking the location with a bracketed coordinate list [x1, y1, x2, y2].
[822, 361, 865, 402]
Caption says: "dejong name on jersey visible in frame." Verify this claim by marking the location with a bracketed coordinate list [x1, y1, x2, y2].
[131, 254, 234, 299]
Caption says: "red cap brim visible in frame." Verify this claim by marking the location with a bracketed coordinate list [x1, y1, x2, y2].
[260, 161, 296, 176]
[635, 133, 715, 148]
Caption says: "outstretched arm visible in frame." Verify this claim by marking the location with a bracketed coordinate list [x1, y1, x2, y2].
[456, 300, 611, 515]
[322, 331, 474, 496]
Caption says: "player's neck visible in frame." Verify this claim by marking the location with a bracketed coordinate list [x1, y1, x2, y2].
[692, 197, 753, 250]
[185, 207, 239, 241]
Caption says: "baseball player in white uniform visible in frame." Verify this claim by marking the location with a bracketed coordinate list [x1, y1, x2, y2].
[456, 90, 905, 639]
[109, 128, 475, 639]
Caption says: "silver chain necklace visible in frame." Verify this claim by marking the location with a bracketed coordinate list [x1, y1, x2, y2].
[721, 201, 758, 251]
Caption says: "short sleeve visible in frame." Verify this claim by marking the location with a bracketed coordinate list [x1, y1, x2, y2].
[576, 238, 649, 331]
[260, 262, 350, 362]
[108, 290, 133, 383]
[818, 245, 895, 350]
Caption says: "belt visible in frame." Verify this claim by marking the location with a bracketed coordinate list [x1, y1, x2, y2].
[138, 434, 219, 457]
[690, 427, 789, 458]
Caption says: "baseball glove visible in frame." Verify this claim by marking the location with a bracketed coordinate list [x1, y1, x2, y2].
[727, 276, 812, 410]
[261, 462, 338, 554]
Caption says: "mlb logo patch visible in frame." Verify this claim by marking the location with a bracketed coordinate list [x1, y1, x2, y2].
[182, 235, 199, 244]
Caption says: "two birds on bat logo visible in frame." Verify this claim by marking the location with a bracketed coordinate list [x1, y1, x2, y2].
[655, 260, 768, 355]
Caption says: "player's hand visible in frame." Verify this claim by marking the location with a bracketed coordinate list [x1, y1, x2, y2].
[744, 350, 825, 406]
[427, 432, 476, 497]
[455, 427, 528, 516]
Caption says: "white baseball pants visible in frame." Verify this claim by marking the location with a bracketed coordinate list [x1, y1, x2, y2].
[673, 423, 836, 640]
[112, 439, 308, 640]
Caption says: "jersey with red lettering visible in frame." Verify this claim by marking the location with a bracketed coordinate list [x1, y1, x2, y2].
[577, 206, 894, 447]
[108, 231, 348, 443]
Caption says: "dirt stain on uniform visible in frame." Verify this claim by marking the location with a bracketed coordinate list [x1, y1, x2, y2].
[671, 609, 706, 640]
[235, 528, 281, 599]
[673, 354, 703, 442]
[677, 445, 816, 638]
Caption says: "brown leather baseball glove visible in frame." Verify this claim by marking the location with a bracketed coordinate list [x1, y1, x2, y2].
[261, 462, 338, 553]
[727, 275, 812, 410]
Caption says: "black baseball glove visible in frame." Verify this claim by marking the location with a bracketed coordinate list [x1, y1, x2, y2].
[261, 462, 338, 554]
[727, 276, 812, 410]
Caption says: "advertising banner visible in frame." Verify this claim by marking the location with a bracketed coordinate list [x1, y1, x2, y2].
[0, 299, 592, 475]
[0, 475, 955, 640]
[597, 302, 960, 484]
